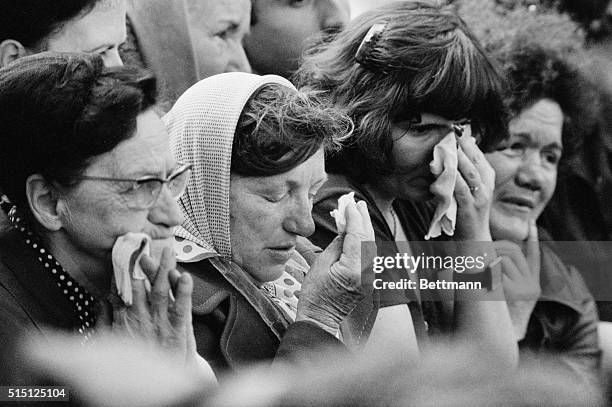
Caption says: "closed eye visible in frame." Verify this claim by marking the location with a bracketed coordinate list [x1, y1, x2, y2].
[215, 23, 239, 40]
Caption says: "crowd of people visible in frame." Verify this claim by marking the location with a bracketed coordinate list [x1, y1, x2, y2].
[0, 0, 611, 406]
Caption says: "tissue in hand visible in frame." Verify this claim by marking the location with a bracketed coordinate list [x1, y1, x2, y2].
[112, 232, 152, 306]
[425, 131, 458, 240]
[330, 192, 356, 234]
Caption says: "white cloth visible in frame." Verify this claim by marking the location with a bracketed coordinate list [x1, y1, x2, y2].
[330, 192, 356, 234]
[425, 131, 459, 240]
[164, 72, 296, 260]
[111, 232, 152, 306]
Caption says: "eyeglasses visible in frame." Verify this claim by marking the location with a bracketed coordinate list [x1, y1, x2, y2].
[75, 163, 192, 209]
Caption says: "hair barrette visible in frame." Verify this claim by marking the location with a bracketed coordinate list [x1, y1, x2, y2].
[355, 23, 387, 65]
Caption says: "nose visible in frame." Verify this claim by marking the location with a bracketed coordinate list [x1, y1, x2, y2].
[226, 41, 251, 73]
[318, 0, 350, 33]
[148, 184, 185, 228]
[515, 152, 545, 191]
[102, 49, 123, 67]
[282, 195, 316, 238]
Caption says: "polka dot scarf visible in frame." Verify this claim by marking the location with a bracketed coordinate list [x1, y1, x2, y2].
[260, 253, 308, 321]
[8, 207, 97, 342]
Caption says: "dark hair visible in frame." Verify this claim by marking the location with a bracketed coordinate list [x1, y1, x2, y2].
[0, 0, 102, 49]
[458, 0, 601, 158]
[295, 1, 507, 184]
[231, 84, 353, 177]
[0, 52, 156, 212]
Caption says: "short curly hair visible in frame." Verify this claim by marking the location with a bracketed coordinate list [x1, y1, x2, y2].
[0, 52, 156, 213]
[295, 1, 507, 184]
[457, 0, 601, 158]
[231, 84, 353, 177]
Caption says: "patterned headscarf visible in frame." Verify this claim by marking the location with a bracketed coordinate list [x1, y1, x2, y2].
[164, 72, 296, 262]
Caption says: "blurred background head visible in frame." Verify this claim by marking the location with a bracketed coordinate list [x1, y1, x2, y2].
[244, 0, 350, 78]
[185, 0, 252, 79]
[0, 0, 126, 67]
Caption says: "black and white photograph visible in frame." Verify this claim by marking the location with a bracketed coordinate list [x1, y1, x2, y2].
[0, 0, 611, 406]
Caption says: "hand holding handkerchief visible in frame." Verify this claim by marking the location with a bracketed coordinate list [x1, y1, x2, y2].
[425, 131, 460, 239]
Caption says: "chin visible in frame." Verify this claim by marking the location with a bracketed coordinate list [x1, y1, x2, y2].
[246, 263, 285, 285]
[490, 213, 528, 242]
[399, 187, 434, 202]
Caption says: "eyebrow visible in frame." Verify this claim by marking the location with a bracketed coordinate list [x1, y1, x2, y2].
[122, 163, 178, 180]
[511, 132, 563, 151]
[546, 143, 563, 152]
[84, 35, 127, 53]
[275, 174, 329, 190]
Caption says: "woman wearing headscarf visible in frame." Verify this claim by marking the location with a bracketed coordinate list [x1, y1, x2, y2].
[295, 1, 517, 365]
[0, 52, 202, 384]
[165, 72, 374, 374]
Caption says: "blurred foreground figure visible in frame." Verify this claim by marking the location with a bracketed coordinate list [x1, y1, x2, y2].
[22, 333, 604, 407]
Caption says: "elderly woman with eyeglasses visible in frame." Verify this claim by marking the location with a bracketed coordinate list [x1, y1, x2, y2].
[0, 52, 204, 383]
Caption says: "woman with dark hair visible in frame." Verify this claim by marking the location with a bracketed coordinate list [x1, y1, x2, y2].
[458, 0, 601, 385]
[166, 72, 374, 374]
[296, 1, 517, 363]
[0, 52, 201, 383]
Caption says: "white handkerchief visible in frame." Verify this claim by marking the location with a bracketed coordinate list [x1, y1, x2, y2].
[426, 131, 458, 240]
[330, 192, 356, 234]
[112, 233, 152, 306]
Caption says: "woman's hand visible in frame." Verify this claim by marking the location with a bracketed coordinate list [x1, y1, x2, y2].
[109, 247, 198, 368]
[494, 221, 541, 340]
[296, 200, 375, 335]
[453, 133, 495, 241]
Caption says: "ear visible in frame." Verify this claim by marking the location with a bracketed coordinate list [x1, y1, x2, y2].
[25, 174, 64, 232]
[0, 39, 28, 67]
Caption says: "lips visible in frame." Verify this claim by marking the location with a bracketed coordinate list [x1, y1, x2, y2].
[267, 246, 295, 263]
[497, 194, 538, 214]
[268, 243, 296, 251]
[500, 196, 536, 209]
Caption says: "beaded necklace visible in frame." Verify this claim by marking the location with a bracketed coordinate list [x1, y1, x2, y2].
[8, 207, 97, 342]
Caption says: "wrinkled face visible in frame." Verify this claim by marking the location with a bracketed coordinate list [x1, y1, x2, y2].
[56, 110, 184, 270]
[487, 99, 563, 242]
[186, 0, 251, 79]
[229, 149, 327, 283]
[45, 0, 127, 67]
[244, 0, 350, 77]
[381, 113, 460, 201]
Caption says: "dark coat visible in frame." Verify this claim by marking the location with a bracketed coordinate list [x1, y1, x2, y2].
[310, 173, 446, 341]
[0, 227, 81, 386]
[0, 224, 343, 385]
[520, 242, 601, 386]
[179, 255, 347, 376]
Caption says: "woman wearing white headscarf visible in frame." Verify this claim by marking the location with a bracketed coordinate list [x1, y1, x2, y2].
[165, 72, 375, 375]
